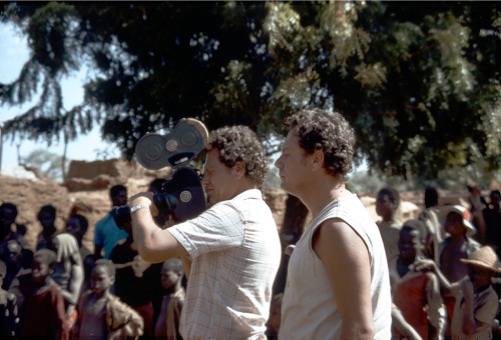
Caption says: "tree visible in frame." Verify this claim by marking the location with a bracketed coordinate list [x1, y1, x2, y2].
[1, 1, 499, 229]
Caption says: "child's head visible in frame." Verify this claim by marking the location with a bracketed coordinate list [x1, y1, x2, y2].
[2, 239, 23, 268]
[65, 214, 89, 242]
[32, 249, 57, 284]
[37, 204, 57, 229]
[443, 205, 476, 237]
[90, 259, 115, 296]
[160, 258, 183, 290]
[398, 223, 422, 262]
[375, 187, 400, 220]
[109, 185, 128, 207]
[460, 246, 500, 289]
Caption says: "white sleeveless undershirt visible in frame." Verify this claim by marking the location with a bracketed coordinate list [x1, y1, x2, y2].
[280, 194, 392, 339]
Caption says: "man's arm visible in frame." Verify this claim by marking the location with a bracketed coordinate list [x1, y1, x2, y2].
[130, 192, 188, 263]
[313, 218, 374, 339]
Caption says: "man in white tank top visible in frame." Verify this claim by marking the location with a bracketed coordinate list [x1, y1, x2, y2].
[275, 109, 392, 339]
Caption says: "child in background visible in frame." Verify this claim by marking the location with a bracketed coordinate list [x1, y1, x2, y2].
[415, 245, 500, 339]
[73, 259, 144, 339]
[439, 205, 480, 337]
[390, 220, 446, 339]
[19, 249, 70, 339]
[154, 258, 185, 339]
[376, 187, 403, 263]
[0, 259, 18, 337]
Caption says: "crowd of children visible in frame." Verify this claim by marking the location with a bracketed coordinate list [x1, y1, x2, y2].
[1, 183, 500, 339]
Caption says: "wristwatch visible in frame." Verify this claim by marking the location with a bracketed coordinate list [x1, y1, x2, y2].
[130, 204, 149, 215]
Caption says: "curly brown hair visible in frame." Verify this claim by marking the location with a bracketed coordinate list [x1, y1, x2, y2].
[286, 109, 356, 181]
[207, 125, 268, 185]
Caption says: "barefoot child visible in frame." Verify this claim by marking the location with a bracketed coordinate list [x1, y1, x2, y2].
[73, 259, 144, 339]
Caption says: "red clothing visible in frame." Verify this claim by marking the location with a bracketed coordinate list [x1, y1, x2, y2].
[20, 282, 70, 339]
[393, 273, 433, 338]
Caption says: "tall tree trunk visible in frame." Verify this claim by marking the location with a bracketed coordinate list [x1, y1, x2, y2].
[273, 194, 308, 295]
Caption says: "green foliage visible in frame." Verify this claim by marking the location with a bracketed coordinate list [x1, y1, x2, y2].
[0, 1, 499, 181]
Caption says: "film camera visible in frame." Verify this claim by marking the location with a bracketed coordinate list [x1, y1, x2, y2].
[111, 118, 209, 228]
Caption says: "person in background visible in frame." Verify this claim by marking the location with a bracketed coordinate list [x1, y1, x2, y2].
[0, 259, 18, 337]
[275, 109, 392, 339]
[376, 187, 403, 264]
[418, 186, 445, 262]
[50, 233, 84, 328]
[36, 204, 59, 251]
[483, 190, 501, 258]
[390, 220, 445, 339]
[266, 293, 283, 339]
[0, 239, 26, 290]
[439, 204, 481, 338]
[415, 245, 500, 339]
[154, 258, 185, 339]
[0, 202, 26, 246]
[73, 259, 144, 339]
[19, 249, 70, 339]
[65, 213, 92, 261]
[94, 185, 129, 259]
[129, 125, 281, 339]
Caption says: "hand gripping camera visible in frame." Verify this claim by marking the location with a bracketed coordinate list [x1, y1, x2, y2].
[111, 118, 209, 227]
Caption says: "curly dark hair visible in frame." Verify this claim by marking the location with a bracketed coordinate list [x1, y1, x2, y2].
[207, 125, 268, 185]
[286, 109, 356, 181]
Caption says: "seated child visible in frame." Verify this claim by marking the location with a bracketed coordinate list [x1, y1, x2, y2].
[390, 220, 446, 339]
[0, 259, 18, 337]
[415, 245, 501, 339]
[154, 258, 185, 339]
[19, 249, 70, 339]
[73, 259, 144, 339]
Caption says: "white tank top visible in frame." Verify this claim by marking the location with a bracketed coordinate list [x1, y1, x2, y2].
[280, 194, 392, 339]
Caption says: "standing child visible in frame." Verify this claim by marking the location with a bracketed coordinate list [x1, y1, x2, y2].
[19, 249, 70, 339]
[439, 205, 480, 336]
[0, 259, 18, 337]
[73, 259, 144, 339]
[415, 245, 500, 339]
[154, 258, 185, 339]
[390, 220, 446, 339]
[376, 187, 403, 263]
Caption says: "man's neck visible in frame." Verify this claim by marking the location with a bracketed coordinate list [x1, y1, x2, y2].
[304, 181, 347, 218]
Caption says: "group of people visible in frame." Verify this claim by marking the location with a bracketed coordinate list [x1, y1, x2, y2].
[0, 108, 499, 339]
[375, 184, 500, 339]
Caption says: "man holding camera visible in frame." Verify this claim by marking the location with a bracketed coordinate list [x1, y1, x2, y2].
[129, 125, 281, 339]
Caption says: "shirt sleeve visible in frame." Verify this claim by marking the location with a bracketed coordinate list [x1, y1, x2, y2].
[168, 201, 245, 259]
[474, 290, 499, 325]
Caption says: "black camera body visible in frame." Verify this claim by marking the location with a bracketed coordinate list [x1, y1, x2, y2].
[111, 118, 209, 229]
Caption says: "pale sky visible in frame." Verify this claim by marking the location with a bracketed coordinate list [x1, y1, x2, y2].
[0, 22, 119, 172]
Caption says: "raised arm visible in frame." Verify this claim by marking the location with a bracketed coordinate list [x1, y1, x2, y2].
[313, 218, 374, 339]
[129, 192, 188, 263]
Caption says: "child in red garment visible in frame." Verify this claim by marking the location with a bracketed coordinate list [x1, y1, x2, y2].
[390, 221, 446, 339]
[19, 249, 70, 339]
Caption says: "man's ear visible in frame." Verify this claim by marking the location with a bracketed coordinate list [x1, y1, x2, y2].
[233, 161, 246, 179]
[311, 150, 324, 170]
